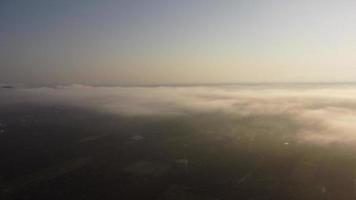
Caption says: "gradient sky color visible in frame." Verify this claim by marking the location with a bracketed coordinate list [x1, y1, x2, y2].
[1, 0, 356, 85]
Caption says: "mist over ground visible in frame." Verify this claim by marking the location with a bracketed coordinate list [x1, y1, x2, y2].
[1, 83, 356, 199]
[2, 83, 356, 144]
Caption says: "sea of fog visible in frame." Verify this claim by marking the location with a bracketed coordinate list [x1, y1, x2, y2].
[2, 83, 356, 145]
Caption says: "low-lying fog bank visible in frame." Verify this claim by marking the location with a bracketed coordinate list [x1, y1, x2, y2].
[2, 84, 356, 145]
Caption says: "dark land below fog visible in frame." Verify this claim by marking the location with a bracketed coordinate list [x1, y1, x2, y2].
[1, 102, 356, 200]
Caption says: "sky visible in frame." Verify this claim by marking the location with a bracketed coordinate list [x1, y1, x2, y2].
[1, 0, 356, 85]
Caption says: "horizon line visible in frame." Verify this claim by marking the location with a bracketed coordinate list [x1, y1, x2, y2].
[4, 81, 356, 88]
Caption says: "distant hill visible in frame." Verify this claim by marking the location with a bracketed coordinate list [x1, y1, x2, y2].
[1, 85, 15, 89]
